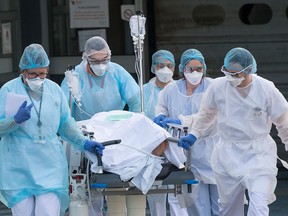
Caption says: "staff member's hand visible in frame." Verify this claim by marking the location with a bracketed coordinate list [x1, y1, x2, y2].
[14, 101, 34, 124]
[153, 114, 166, 127]
[161, 118, 181, 128]
[178, 134, 197, 150]
[84, 140, 105, 155]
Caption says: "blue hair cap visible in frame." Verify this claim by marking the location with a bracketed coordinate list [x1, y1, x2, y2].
[178, 49, 207, 75]
[150, 50, 175, 74]
[19, 44, 50, 70]
[224, 47, 257, 74]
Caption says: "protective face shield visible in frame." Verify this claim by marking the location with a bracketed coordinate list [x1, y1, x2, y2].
[90, 64, 107, 76]
[226, 75, 245, 87]
[155, 66, 173, 83]
[184, 71, 203, 85]
[25, 77, 46, 91]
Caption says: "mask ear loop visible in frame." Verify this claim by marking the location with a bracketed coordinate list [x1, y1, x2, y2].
[21, 70, 29, 85]
[86, 61, 96, 77]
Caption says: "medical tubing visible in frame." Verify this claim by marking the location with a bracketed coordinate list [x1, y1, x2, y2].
[132, 13, 145, 113]
[65, 64, 92, 118]
[138, 36, 144, 113]
[73, 99, 92, 118]
[117, 143, 165, 159]
[134, 45, 144, 113]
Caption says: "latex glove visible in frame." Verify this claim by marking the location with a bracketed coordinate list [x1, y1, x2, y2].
[84, 140, 105, 155]
[153, 114, 166, 127]
[178, 134, 197, 150]
[161, 118, 181, 128]
[14, 101, 34, 124]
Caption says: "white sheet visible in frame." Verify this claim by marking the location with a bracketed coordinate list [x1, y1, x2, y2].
[77, 110, 186, 194]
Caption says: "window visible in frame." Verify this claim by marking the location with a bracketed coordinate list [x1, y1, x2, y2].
[239, 4, 272, 25]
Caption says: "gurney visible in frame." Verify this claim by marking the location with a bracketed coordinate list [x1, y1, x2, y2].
[71, 110, 198, 216]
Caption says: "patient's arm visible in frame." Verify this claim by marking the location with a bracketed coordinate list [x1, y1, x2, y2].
[152, 140, 169, 156]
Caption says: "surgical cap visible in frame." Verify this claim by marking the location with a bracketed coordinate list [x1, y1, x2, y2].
[224, 47, 257, 74]
[178, 49, 207, 75]
[150, 50, 175, 73]
[19, 44, 50, 70]
[82, 36, 111, 59]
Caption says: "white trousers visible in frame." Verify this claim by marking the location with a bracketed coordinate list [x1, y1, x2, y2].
[168, 190, 188, 216]
[216, 173, 273, 216]
[11, 193, 60, 216]
[186, 182, 219, 216]
[147, 193, 167, 216]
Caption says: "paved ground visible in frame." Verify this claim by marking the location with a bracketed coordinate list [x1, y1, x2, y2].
[1, 168, 288, 215]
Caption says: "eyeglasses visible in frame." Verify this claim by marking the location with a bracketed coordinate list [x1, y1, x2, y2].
[88, 58, 110, 65]
[25, 70, 48, 79]
[157, 63, 174, 69]
[184, 66, 204, 73]
[221, 64, 252, 76]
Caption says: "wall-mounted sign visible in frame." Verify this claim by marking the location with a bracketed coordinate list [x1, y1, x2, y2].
[69, 0, 109, 28]
[120, 5, 135, 21]
[78, 29, 106, 52]
[2, 22, 12, 54]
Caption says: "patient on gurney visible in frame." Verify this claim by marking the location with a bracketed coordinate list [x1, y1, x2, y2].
[77, 110, 187, 194]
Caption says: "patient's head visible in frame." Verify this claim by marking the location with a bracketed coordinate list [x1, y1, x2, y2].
[152, 140, 169, 156]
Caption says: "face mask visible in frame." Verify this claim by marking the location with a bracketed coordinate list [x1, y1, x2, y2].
[156, 67, 173, 83]
[226, 75, 245, 87]
[184, 71, 203, 85]
[90, 64, 107, 76]
[25, 77, 45, 91]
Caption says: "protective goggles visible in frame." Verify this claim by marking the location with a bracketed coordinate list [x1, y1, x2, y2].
[184, 66, 204, 73]
[25, 70, 48, 79]
[221, 64, 252, 76]
[156, 63, 175, 69]
[88, 58, 110, 65]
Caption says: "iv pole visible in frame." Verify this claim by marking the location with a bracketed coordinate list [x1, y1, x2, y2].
[124, 11, 147, 216]
[129, 11, 146, 113]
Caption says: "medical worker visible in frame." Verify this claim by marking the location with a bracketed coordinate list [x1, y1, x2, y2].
[0, 44, 104, 216]
[61, 36, 140, 215]
[144, 50, 175, 216]
[154, 48, 219, 216]
[144, 50, 175, 121]
[178, 47, 288, 216]
[61, 36, 140, 121]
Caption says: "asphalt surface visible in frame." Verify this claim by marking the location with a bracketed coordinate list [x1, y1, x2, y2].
[1, 168, 288, 215]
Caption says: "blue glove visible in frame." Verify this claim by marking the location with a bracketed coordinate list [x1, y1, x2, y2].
[153, 114, 166, 127]
[161, 118, 181, 128]
[84, 140, 105, 155]
[178, 134, 197, 150]
[14, 101, 34, 124]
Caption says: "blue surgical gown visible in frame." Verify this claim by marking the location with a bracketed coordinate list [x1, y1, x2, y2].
[0, 76, 88, 214]
[143, 77, 167, 120]
[61, 60, 140, 121]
